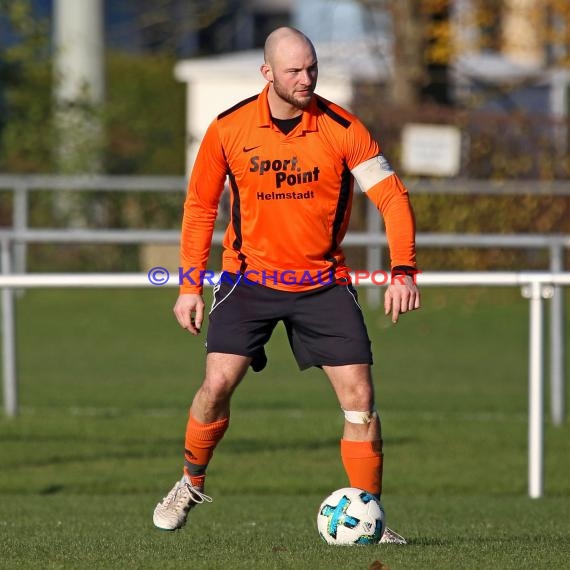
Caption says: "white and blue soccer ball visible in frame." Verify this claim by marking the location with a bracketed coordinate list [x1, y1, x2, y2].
[317, 487, 385, 545]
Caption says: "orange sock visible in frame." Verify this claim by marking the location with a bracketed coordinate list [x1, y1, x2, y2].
[183, 414, 229, 488]
[340, 439, 383, 497]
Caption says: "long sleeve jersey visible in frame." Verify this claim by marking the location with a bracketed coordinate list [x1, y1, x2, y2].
[180, 83, 416, 294]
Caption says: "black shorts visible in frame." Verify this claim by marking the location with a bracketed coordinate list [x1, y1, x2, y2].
[206, 274, 373, 372]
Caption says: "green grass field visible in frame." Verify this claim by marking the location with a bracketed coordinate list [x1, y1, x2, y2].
[1, 287, 569, 569]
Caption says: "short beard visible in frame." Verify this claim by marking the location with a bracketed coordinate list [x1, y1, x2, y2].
[273, 79, 313, 110]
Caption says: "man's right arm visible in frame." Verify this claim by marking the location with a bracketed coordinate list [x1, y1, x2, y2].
[179, 120, 228, 297]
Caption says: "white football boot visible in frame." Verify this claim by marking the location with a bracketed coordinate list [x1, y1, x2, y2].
[380, 526, 407, 544]
[153, 476, 212, 531]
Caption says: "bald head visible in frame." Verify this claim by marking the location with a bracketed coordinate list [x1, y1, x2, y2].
[260, 27, 318, 117]
[264, 27, 316, 67]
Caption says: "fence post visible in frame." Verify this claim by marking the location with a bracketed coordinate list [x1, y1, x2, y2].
[13, 183, 28, 276]
[1, 239, 18, 417]
[549, 243, 565, 426]
[522, 281, 550, 499]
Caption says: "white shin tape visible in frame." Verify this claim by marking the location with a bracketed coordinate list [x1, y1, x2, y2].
[343, 408, 377, 424]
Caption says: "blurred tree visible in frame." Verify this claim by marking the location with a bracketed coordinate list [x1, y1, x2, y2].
[357, 0, 449, 106]
[357, 0, 570, 106]
[0, 0, 54, 172]
[116, 0, 253, 56]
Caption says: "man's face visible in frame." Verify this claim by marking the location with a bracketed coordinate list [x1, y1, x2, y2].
[270, 42, 318, 110]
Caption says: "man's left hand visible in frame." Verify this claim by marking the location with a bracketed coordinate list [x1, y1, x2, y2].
[384, 275, 421, 324]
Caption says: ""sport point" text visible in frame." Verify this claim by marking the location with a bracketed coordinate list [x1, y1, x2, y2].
[250, 155, 320, 190]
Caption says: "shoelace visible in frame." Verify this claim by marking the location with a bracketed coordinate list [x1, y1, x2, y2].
[183, 483, 213, 505]
[161, 480, 213, 508]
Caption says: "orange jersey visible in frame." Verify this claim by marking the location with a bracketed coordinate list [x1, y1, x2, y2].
[180, 83, 416, 294]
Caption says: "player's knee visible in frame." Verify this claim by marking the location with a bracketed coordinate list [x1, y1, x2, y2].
[199, 375, 235, 403]
[339, 382, 374, 411]
[339, 379, 376, 423]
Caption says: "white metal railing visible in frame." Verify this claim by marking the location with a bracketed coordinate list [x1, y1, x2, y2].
[0, 269, 569, 501]
[0, 227, 567, 426]
[1, 175, 568, 425]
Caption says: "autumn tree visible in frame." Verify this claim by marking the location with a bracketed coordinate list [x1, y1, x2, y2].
[358, 0, 570, 107]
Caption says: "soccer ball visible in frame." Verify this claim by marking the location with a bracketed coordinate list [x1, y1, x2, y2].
[317, 487, 385, 545]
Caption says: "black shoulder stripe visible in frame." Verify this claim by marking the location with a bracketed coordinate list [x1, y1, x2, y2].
[217, 94, 259, 120]
[316, 97, 351, 129]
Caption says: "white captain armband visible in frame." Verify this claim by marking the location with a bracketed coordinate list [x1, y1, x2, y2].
[351, 154, 395, 192]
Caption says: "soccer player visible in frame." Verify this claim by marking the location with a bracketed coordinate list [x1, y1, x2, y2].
[153, 27, 420, 544]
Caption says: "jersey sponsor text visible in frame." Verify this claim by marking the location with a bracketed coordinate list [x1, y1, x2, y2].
[250, 154, 320, 189]
[257, 190, 315, 201]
